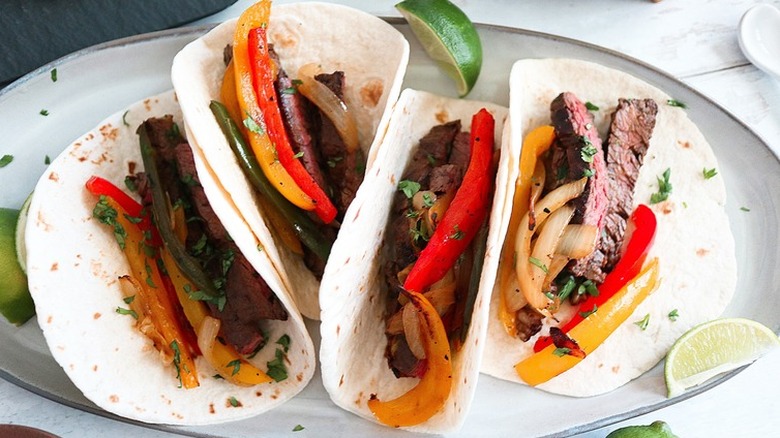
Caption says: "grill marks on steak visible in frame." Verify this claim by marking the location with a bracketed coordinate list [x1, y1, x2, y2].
[138, 116, 288, 356]
[600, 98, 658, 271]
[546, 93, 656, 284]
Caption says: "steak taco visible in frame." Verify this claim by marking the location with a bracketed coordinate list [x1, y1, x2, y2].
[319, 89, 510, 432]
[482, 58, 737, 396]
[25, 91, 315, 425]
[171, 0, 409, 319]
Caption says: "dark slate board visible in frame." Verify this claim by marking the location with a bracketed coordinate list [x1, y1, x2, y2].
[0, 0, 236, 86]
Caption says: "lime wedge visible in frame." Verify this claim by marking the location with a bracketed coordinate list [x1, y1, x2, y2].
[16, 193, 32, 273]
[396, 0, 482, 97]
[0, 207, 34, 325]
[664, 318, 780, 398]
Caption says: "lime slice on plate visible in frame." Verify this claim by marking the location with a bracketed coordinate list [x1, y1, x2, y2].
[16, 192, 32, 273]
[0, 206, 35, 325]
[396, 0, 482, 97]
[664, 317, 780, 398]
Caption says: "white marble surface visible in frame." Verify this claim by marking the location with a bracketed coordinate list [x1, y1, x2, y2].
[3, 0, 780, 436]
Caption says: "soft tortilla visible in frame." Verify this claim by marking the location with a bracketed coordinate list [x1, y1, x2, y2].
[481, 58, 737, 396]
[319, 89, 510, 433]
[171, 2, 410, 320]
[25, 90, 315, 425]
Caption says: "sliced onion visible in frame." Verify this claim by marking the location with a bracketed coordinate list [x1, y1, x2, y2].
[426, 191, 454, 231]
[558, 224, 598, 259]
[297, 63, 359, 152]
[542, 254, 570, 293]
[197, 315, 221, 373]
[119, 275, 169, 361]
[528, 205, 574, 303]
[403, 303, 426, 360]
[512, 178, 587, 313]
[424, 269, 457, 316]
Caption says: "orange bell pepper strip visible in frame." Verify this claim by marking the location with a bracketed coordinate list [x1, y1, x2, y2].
[232, 1, 316, 213]
[221, 61, 304, 255]
[367, 292, 453, 427]
[90, 193, 200, 389]
[246, 26, 337, 224]
[497, 125, 556, 335]
[515, 258, 660, 386]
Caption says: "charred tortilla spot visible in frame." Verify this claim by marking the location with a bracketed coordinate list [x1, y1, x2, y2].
[109, 395, 119, 403]
[209, 404, 215, 414]
[360, 78, 384, 107]
[50, 262, 58, 271]
[93, 312, 101, 320]
[48, 171, 59, 182]
[697, 248, 710, 257]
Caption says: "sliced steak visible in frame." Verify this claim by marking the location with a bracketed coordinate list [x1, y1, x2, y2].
[449, 131, 471, 171]
[550, 92, 610, 282]
[141, 116, 288, 356]
[404, 120, 461, 185]
[429, 164, 463, 194]
[600, 98, 657, 271]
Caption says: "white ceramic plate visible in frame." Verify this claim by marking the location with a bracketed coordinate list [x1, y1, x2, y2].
[1, 20, 779, 437]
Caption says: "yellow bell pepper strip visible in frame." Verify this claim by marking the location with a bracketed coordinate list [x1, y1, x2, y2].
[515, 257, 660, 386]
[89, 192, 200, 389]
[533, 204, 657, 352]
[497, 125, 556, 335]
[162, 248, 272, 386]
[246, 25, 338, 224]
[232, 0, 316, 212]
[367, 292, 453, 427]
[403, 108, 496, 293]
[220, 63, 304, 256]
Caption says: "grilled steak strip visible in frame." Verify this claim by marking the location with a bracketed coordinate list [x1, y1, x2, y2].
[549, 92, 610, 282]
[599, 98, 658, 271]
[139, 116, 288, 356]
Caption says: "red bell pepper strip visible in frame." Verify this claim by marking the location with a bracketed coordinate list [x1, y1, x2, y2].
[247, 26, 337, 224]
[86, 176, 142, 217]
[403, 108, 496, 293]
[533, 204, 657, 352]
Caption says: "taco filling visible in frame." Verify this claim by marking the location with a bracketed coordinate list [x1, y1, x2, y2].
[86, 115, 289, 388]
[369, 108, 496, 426]
[499, 91, 661, 381]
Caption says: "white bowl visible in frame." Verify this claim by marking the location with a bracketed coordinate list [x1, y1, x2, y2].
[738, 3, 780, 79]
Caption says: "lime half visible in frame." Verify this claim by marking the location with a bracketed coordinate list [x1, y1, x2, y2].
[396, 0, 482, 97]
[0, 207, 34, 325]
[664, 318, 780, 398]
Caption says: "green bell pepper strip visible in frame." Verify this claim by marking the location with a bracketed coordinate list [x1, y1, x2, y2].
[210, 100, 333, 262]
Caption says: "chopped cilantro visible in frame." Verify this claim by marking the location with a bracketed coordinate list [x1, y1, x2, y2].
[740, 206, 750, 212]
[123, 295, 135, 304]
[227, 359, 242, 376]
[580, 136, 597, 163]
[144, 262, 156, 288]
[702, 167, 718, 179]
[40, 109, 49, 116]
[266, 348, 288, 382]
[650, 168, 672, 204]
[449, 225, 465, 240]
[557, 276, 577, 301]
[93, 196, 127, 249]
[585, 101, 599, 111]
[635, 313, 651, 330]
[405, 209, 420, 219]
[257, 244, 264, 252]
[667, 99, 687, 109]
[243, 115, 264, 134]
[123, 213, 142, 224]
[50, 68, 58, 82]
[422, 192, 434, 208]
[122, 110, 130, 127]
[398, 180, 421, 198]
[528, 256, 549, 274]
[180, 173, 199, 187]
[293, 424, 305, 432]
[281, 86, 297, 95]
[293, 151, 304, 159]
[44, 155, 51, 165]
[579, 304, 598, 318]
[171, 340, 183, 388]
[326, 155, 344, 168]
[166, 123, 181, 140]
[553, 347, 571, 357]
[277, 334, 291, 353]
[228, 396, 239, 407]
[668, 309, 679, 321]
[582, 168, 595, 178]
[115, 307, 138, 319]
[577, 280, 599, 297]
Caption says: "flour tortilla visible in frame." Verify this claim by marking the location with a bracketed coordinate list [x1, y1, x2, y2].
[319, 89, 510, 433]
[171, 2, 409, 320]
[481, 58, 737, 397]
[25, 90, 315, 425]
